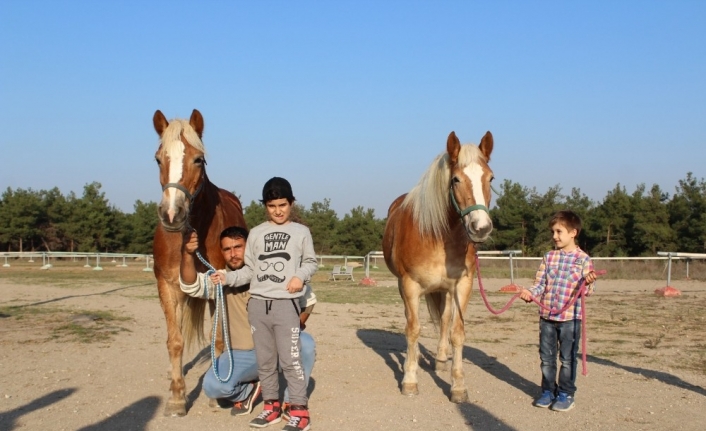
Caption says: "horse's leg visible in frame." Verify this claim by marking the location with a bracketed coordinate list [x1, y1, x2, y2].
[158, 279, 188, 416]
[399, 277, 422, 396]
[435, 292, 452, 372]
[449, 279, 473, 403]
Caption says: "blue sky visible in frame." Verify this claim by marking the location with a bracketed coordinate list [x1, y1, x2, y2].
[1, 1, 704, 218]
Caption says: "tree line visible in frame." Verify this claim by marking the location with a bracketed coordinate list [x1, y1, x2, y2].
[1, 172, 704, 257]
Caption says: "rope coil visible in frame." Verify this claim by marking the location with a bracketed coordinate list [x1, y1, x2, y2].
[196, 251, 235, 383]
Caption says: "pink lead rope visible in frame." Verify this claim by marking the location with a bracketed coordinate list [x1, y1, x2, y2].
[474, 255, 606, 376]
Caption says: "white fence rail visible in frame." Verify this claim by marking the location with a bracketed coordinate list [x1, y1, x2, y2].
[3, 250, 705, 285]
[1, 252, 153, 271]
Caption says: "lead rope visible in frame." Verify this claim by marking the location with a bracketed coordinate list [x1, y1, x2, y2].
[195, 250, 234, 383]
[474, 255, 606, 376]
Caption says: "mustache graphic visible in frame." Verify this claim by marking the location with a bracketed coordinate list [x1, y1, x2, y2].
[257, 274, 285, 283]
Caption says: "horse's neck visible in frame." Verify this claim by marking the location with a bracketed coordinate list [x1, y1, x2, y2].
[189, 180, 220, 231]
[446, 212, 476, 254]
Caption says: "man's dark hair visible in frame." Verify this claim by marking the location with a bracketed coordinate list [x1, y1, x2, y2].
[260, 176, 295, 204]
[550, 210, 582, 236]
[220, 225, 249, 241]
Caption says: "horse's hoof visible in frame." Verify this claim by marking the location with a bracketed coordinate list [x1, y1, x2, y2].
[450, 389, 469, 403]
[208, 398, 219, 408]
[435, 360, 448, 372]
[401, 383, 419, 396]
[164, 401, 187, 417]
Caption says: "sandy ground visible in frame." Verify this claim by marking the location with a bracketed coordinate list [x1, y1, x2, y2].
[1, 277, 705, 431]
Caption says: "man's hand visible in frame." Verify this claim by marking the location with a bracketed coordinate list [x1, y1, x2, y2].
[182, 230, 199, 255]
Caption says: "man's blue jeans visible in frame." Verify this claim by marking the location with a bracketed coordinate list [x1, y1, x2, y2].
[538, 318, 580, 396]
[203, 331, 316, 402]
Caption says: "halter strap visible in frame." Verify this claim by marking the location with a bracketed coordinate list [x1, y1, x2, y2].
[449, 185, 489, 217]
[162, 171, 205, 205]
[162, 182, 193, 201]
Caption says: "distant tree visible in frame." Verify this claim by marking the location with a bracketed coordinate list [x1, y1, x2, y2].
[124, 200, 158, 254]
[630, 184, 675, 255]
[39, 187, 70, 251]
[0, 187, 43, 252]
[527, 185, 563, 255]
[490, 180, 533, 252]
[591, 184, 631, 256]
[243, 200, 266, 228]
[301, 199, 339, 255]
[333, 206, 384, 256]
[668, 172, 706, 253]
[74, 182, 117, 251]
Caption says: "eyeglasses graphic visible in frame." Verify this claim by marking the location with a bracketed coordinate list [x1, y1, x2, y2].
[259, 261, 285, 272]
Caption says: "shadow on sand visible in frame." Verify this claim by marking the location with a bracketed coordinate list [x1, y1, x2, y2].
[0, 388, 77, 431]
[357, 328, 528, 430]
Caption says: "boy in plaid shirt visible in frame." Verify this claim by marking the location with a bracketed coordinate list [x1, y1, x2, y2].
[520, 210, 598, 412]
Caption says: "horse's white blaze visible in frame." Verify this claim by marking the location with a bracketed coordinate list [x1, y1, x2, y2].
[165, 140, 185, 223]
[463, 164, 492, 231]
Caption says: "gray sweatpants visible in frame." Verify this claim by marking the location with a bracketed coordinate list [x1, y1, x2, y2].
[248, 297, 307, 406]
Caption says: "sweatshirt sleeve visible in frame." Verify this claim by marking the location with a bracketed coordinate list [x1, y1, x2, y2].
[179, 272, 215, 299]
[582, 255, 596, 296]
[294, 227, 318, 283]
[527, 254, 549, 297]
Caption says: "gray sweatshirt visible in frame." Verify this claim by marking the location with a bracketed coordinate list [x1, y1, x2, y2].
[223, 221, 318, 300]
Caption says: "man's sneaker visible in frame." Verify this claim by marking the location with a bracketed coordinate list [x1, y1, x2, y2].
[231, 381, 262, 416]
[249, 400, 282, 428]
[533, 390, 555, 408]
[281, 402, 291, 421]
[551, 392, 575, 412]
[281, 405, 310, 431]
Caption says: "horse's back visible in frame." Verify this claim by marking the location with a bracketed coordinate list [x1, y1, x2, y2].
[216, 187, 246, 227]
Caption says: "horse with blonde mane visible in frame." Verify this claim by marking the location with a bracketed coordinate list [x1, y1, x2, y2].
[382, 131, 494, 403]
[152, 109, 246, 416]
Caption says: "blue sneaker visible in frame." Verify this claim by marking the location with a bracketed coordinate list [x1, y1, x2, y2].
[533, 390, 555, 408]
[551, 392, 575, 411]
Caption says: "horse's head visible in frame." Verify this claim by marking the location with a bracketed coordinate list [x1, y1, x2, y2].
[153, 109, 207, 232]
[446, 131, 494, 243]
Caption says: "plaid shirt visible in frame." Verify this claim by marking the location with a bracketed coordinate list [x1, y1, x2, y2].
[528, 248, 595, 322]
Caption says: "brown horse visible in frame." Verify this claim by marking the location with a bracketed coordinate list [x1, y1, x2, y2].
[152, 109, 246, 416]
[382, 131, 494, 403]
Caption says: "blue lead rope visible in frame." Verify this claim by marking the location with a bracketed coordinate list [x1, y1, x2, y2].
[195, 251, 234, 383]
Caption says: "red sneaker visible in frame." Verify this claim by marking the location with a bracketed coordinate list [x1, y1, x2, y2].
[249, 400, 282, 428]
[281, 405, 310, 431]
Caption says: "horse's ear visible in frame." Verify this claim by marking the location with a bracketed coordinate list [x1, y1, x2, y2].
[190, 109, 204, 138]
[153, 110, 169, 136]
[446, 131, 461, 165]
[479, 131, 493, 161]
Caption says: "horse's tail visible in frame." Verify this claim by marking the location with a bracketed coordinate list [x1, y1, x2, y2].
[182, 296, 207, 350]
[425, 291, 445, 326]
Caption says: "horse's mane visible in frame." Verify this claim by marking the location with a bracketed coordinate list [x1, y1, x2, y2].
[402, 144, 485, 239]
[157, 119, 206, 155]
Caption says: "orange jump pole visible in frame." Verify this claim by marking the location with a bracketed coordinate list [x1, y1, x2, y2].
[655, 251, 681, 297]
[499, 250, 523, 293]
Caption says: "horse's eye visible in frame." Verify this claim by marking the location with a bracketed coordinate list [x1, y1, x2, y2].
[452, 177, 460, 185]
[155, 157, 161, 166]
[490, 176, 495, 182]
[194, 157, 205, 165]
